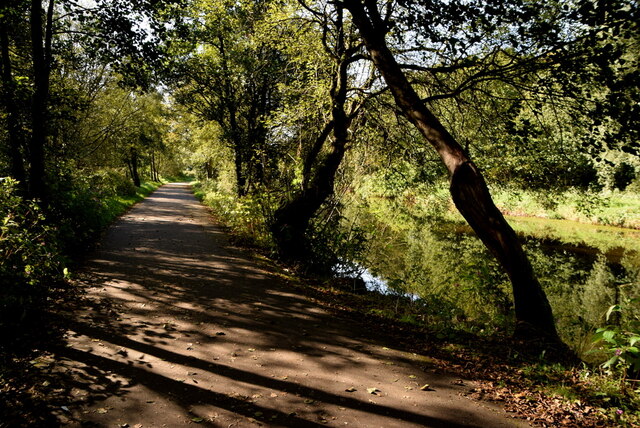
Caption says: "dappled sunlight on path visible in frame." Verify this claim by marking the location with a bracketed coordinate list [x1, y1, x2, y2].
[54, 183, 525, 427]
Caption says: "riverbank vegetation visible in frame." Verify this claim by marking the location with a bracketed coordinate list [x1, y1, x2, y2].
[2, 0, 639, 425]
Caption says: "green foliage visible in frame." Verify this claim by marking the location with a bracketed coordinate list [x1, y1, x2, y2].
[307, 207, 368, 276]
[44, 171, 160, 256]
[0, 178, 65, 328]
[194, 180, 275, 249]
[591, 299, 640, 379]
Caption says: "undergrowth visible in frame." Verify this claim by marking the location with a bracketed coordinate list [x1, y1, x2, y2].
[0, 173, 160, 340]
[192, 180, 275, 249]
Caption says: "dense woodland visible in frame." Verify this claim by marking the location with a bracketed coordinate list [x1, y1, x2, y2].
[1, 0, 640, 424]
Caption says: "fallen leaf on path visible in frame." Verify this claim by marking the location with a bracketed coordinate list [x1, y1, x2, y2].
[304, 399, 315, 404]
[345, 387, 357, 392]
[420, 384, 434, 391]
[30, 357, 53, 369]
[409, 375, 417, 379]
[96, 408, 109, 414]
[191, 417, 203, 423]
[367, 388, 381, 395]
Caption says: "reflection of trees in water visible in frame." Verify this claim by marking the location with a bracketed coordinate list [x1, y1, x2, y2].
[352, 214, 639, 353]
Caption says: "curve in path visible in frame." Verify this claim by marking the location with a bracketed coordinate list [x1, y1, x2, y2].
[56, 183, 526, 427]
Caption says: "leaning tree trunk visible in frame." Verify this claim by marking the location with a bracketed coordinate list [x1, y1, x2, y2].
[270, 129, 349, 263]
[271, 11, 353, 264]
[343, 0, 558, 340]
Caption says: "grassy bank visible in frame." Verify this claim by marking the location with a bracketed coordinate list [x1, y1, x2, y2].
[102, 181, 162, 224]
[508, 216, 640, 256]
[490, 186, 640, 230]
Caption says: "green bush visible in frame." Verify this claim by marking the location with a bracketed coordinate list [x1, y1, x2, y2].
[0, 178, 66, 328]
[590, 299, 640, 380]
[48, 172, 161, 256]
[194, 180, 275, 249]
[46, 172, 126, 256]
[88, 169, 137, 197]
[307, 206, 367, 275]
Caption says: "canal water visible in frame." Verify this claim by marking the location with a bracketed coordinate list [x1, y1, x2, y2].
[339, 212, 639, 355]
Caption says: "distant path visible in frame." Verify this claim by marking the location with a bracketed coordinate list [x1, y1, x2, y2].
[57, 183, 526, 427]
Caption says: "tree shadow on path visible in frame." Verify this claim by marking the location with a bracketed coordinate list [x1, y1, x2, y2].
[49, 184, 521, 427]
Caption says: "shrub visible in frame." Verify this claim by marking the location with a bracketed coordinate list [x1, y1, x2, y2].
[47, 175, 113, 256]
[590, 299, 640, 381]
[0, 178, 65, 329]
[195, 181, 275, 249]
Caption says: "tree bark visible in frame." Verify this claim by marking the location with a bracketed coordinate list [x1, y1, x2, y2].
[0, 22, 27, 187]
[130, 147, 141, 187]
[271, 7, 353, 265]
[234, 145, 247, 197]
[343, 0, 559, 340]
[302, 120, 334, 188]
[217, 34, 249, 197]
[28, 0, 54, 201]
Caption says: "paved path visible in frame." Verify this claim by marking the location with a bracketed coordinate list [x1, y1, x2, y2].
[56, 183, 526, 427]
